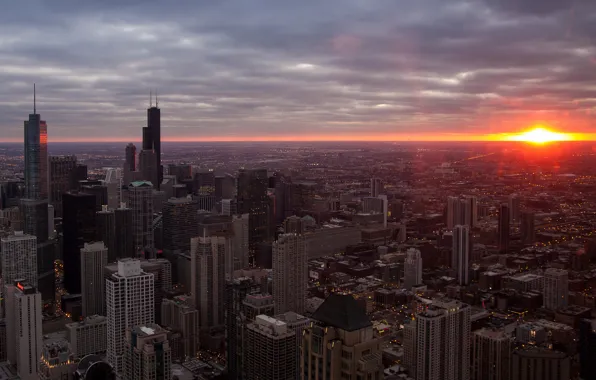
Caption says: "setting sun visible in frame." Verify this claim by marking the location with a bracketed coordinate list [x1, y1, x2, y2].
[504, 127, 574, 144]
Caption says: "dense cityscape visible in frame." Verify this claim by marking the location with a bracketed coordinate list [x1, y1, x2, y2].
[0, 88, 595, 380]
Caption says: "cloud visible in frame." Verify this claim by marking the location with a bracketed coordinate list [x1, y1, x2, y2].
[0, 0, 595, 141]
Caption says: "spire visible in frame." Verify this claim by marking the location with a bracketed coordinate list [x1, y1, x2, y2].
[155, 90, 158, 108]
[34, 83, 36, 114]
[149, 89, 152, 108]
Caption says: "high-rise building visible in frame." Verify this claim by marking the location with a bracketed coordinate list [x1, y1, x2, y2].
[415, 299, 471, 380]
[20, 198, 49, 241]
[114, 203, 134, 259]
[452, 225, 471, 286]
[464, 195, 478, 227]
[191, 235, 230, 328]
[543, 268, 568, 310]
[221, 198, 237, 216]
[215, 174, 236, 200]
[403, 320, 417, 377]
[579, 319, 596, 380]
[237, 168, 271, 253]
[81, 242, 108, 317]
[302, 294, 384, 380]
[498, 203, 510, 252]
[404, 248, 423, 289]
[273, 233, 307, 314]
[103, 167, 123, 210]
[138, 149, 158, 189]
[370, 177, 383, 197]
[49, 155, 77, 217]
[508, 194, 521, 224]
[125, 143, 137, 172]
[5, 280, 42, 380]
[225, 277, 269, 380]
[447, 196, 477, 229]
[96, 205, 116, 262]
[232, 213, 250, 271]
[123, 324, 171, 380]
[62, 191, 97, 294]
[1, 231, 37, 287]
[39, 339, 77, 380]
[66, 315, 107, 359]
[161, 296, 200, 359]
[168, 164, 191, 183]
[275, 311, 309, 379]
[128, 181, 154, 255]
[147, 97, 162, 188]
[510, 347, 570, 380]
[106, 259, 154, 374]
[244, 315, 297, 380]
[24, 86, 48, 201]
[162, 197, 198, 253]
[521, 211, 535, 244]
[471, 328, 512, 380]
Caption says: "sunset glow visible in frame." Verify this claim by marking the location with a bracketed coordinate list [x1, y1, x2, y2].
[502, 127, 575, 144]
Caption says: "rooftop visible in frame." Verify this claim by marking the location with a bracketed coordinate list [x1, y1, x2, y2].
[311, 293, 372, 332]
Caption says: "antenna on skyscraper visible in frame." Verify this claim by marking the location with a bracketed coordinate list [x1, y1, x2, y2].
[155, 90, 158, 108]
[34, 83, 36, 114]
[150, 89, 152, 107]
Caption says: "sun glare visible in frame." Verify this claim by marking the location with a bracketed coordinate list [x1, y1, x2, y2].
[505, 127, 573, 144]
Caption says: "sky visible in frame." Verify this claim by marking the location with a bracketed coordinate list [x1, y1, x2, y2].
[0, 0, 595, 142]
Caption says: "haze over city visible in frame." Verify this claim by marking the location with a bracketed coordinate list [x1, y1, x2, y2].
[1, 0, 595, 142]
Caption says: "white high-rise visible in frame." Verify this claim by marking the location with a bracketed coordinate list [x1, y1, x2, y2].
[273, 233, 306, 314]
[404, 248, 423, 289]
[5, 281, 42, 380]
[415, 299, 471, 380]
[81, 242, 108, 317]
[544, 268, 568, 310]
[106, 258, 154, 374]
[452, 225, 470, 286]
[191, 235, 230, 328]
[232, 213, 249, 272]
[1, 232, 37, 287]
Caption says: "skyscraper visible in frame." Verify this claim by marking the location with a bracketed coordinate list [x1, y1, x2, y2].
[521, 211, 535, 244]
[62, 191, 97, 294]
[80, 242, 108, 317]
[471, 328, 512, 380]
[404, 248, 423, 289]
[96, 205, 116, 262]
[161, 296, 200, 359]
[415, 299, 471, 380]
[1, 232, 37, 287]
[498, 203, 510, 252]
[125, 143, 137, 172]
[232, 213, 250, 271]
[237, 168, 271, 254]
[128, 181, 154, 256]
[143, 94, 161, 188]
[452, 225, 471, 286]
[370, 177, 383, 197]
[244, 315, 297, 380]
[543, 268, 568, 310]
[103, 167, 123, 210]
[24, 85, 48, 200]
[20, 198, 49, 242]
[162, 197, 198, 253]
[5, 280, 43, 380]
[191, 235, 230, 328]
[138, 149, 158, 189]
[49, 155, 77, 217]
[114, 204, 134, 259]
[123, 324, 171, 380]
[302, 294, 384, 380]
[273, 233, 307, 314]
[508, 194, 521, 224]
[106, 259, 154, 374]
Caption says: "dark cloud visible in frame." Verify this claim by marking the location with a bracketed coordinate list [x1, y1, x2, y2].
[0, 0, 595, 141]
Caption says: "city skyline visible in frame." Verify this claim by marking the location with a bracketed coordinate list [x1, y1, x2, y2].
[1, 1, 595, 142]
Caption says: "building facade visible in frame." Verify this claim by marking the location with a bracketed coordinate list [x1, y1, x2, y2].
[273, 233, 307, 314]
[81, 242, 108, 317]
[1, 232, 37, 287]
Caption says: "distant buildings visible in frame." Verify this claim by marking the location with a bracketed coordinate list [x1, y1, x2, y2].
[370, 177, 383, 197]
[520, 211, 535, 244]
[508, 194, 521, 224]
[49, 155, 77, 216]
[273, 233, 307, 314]
[498, 203, 510, 252]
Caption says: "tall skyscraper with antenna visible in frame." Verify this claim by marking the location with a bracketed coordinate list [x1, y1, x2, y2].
[142, 91, 162, 189]
[24, 84, 48, 200]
